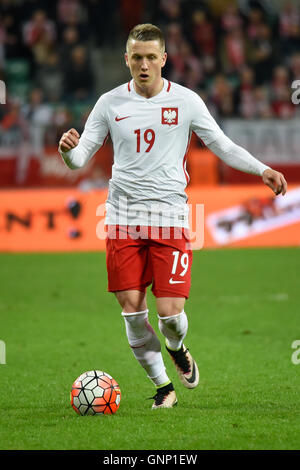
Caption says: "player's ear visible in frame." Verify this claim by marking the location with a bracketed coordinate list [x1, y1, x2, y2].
[161, 52, 167, 68]
[125, 52, 129, 68]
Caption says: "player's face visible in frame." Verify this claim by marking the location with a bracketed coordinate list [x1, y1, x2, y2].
[125, 40, 167, 95]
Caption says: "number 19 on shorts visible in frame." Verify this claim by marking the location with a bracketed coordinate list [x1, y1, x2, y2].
[172, 251, 189, 278]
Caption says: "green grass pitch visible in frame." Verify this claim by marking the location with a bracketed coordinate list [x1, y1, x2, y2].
[0, 248, 299, 450]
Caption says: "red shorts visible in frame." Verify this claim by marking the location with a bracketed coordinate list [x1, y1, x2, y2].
[105, 225, 193, 298]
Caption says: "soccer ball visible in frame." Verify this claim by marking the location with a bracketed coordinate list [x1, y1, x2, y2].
[70, 370, 121, 416]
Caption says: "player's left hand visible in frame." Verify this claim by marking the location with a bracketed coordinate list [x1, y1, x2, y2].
[262, 169, 287, 196]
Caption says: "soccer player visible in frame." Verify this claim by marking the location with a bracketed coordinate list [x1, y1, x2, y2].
[58, 24, 287, 409]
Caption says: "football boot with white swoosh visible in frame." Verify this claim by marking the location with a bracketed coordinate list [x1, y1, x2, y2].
[166, 343, 199, 389]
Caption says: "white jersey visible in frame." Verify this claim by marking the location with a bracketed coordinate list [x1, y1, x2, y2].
[61, 78, 269, 228]
[82, 78, 224, 227]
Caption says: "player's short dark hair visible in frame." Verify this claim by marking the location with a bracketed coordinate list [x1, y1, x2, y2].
[126, 23, 165, 53]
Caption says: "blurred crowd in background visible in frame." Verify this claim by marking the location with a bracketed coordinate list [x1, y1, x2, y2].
[0, 0, 299, 156]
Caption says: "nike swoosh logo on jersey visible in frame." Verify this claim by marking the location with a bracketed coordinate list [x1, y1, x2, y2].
[169, 278, 185, 284]
[115, 116, 131, 121]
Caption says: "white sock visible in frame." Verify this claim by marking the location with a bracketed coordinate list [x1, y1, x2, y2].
[122, 310, 170, 387]
[158, 310, 188, 351]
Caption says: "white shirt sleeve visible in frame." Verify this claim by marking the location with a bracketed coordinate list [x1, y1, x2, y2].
[82, 94, 109, 144]
[189, 91, 225, 145]
[59, 94, 109, 169]
[207, 133, 270, 176]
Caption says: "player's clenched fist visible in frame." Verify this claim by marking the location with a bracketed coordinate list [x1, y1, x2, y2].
[59, 128, 80, 152]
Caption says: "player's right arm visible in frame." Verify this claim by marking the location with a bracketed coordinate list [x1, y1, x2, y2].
[59, 128, 102, 169]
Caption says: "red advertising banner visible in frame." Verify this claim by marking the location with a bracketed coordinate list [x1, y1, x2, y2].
[0, 185, 299, 252]
[0, 145, 113, 187]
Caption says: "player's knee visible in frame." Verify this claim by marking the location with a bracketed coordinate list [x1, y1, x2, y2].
[156, 298, 185, 317]
[158, 307, 182, 317]
[115, 290, 147, 313]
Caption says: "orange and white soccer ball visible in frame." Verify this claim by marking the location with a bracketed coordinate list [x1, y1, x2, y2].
[71, 370, 121, 415]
